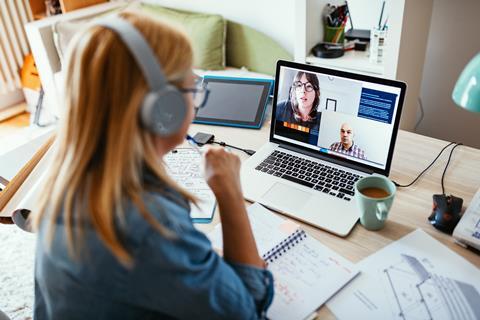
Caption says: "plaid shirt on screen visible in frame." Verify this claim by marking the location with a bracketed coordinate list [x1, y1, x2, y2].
[329, 142, 366, 160]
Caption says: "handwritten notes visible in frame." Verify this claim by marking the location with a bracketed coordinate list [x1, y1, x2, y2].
[208, 203, 359, 320]
[267, 235, 358, 320]
[164, 149, 215, 221]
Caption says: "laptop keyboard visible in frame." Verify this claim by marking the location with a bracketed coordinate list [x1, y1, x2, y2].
[255, 150, 362, 201]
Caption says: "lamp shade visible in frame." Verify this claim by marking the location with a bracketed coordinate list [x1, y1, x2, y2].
[452, 53, 480, 112]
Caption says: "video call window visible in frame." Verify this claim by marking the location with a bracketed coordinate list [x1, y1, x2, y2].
[273, 66, 401, 170]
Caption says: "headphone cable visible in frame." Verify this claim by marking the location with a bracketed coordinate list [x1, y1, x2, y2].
[393, 142, 462, 190]
[212, 140, 256, 156]
[440, 143, 463, 195]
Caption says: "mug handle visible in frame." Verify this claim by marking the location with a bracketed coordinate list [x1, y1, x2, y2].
[376, 202, 389, 221]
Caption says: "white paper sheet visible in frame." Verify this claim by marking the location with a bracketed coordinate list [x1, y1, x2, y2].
[327, 229, 480, 320]
[208, 202, 299, 256]
[0, 132, 51, 183]
[453, 188, 480, 250]
[0, 144, 55, 217]
[164, 148, 216, 221]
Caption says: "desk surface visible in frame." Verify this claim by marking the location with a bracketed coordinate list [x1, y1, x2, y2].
[190, 119, 480, 319]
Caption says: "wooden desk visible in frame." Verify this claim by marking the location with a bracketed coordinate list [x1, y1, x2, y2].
[190, 120, 480, 319]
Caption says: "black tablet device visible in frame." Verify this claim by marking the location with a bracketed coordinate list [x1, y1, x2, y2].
[193, 76, 274, 129]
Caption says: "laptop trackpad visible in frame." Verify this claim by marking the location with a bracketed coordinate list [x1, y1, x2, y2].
[260, 182, 311, 212]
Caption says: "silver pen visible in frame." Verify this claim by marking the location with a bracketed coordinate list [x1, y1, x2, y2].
[186, 134, 203, 154]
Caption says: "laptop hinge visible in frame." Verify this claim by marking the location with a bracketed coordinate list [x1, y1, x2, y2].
[278, 144, 375, 175]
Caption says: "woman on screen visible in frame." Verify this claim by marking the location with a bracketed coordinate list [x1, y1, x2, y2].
[33, 12, 273, 319]
[276, 71, 321, 129]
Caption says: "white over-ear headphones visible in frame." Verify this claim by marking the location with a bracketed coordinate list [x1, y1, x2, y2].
[95, 16, 187, 136]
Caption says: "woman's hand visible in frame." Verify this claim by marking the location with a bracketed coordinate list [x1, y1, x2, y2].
[203, 146, 243, 200]
[203, 146, 264, 267]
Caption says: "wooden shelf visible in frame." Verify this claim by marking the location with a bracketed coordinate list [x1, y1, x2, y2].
[60, 0, 107, 13]
[28, 0, 108, 19]
[28, 0, 46, 20]
[306, 50, 384, 76]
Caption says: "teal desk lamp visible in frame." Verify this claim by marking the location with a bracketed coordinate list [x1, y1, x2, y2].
[452, 53, 480, 112]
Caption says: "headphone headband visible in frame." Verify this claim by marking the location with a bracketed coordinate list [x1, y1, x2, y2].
[96, 16, 167, 91]
[92, 15, 188, 136]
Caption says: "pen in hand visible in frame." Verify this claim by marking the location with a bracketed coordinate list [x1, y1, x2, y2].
[186, 134, 203, 154]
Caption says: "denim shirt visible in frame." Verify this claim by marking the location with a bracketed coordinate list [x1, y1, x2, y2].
[34, 182, 274, 319]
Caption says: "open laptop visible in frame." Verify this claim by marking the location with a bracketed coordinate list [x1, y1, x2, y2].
[241, 60, 406, 236]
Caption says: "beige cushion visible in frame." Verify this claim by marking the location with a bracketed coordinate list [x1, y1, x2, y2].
[52, 5, 129, 65]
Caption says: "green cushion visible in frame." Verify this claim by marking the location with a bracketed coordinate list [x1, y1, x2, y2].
[140, 4, 226, 70]
[226, 21, 292, 76]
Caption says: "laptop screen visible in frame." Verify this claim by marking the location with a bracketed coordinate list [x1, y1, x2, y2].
[271, 61, 406, 175]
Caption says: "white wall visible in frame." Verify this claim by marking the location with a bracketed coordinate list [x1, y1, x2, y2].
[417, 0, 480, 148]
[395, 0, 432, 131]
[142, 0, 296, 54]
[347, 0, 389, 30]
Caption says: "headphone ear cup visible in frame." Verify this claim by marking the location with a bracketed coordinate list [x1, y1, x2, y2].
[141, 86, 187, 136]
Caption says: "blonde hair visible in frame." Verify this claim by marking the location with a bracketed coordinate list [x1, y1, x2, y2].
[34, 11, 195, 266]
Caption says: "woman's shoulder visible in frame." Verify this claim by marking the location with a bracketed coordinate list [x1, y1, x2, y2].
[275, 100, 292, 119]
[125, 190, 192, 238]
[276, 99, 290, 110]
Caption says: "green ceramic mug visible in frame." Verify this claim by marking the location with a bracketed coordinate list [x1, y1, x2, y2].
[354, 175, 396, 231]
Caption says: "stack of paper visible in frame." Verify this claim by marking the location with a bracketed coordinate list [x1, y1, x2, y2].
[327, 229, 480, 320]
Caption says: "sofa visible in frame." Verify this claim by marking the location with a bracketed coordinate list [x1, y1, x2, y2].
[25, 0, 292, 119]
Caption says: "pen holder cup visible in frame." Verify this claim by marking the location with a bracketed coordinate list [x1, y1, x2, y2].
[324, 25, 345, 44]
[369, 27, 387, 63]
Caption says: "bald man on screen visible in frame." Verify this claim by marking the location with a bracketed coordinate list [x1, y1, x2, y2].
[329, 123, 366, 160]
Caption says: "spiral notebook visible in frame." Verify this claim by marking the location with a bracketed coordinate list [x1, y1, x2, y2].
[208, 203, 359, 320]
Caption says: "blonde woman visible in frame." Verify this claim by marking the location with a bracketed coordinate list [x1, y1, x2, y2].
[34, 12, 273, 319]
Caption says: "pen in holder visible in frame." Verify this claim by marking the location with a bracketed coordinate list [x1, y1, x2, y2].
[324, 25, 345, 44]
[322, 3, 348, 44]
[369, 27, 387, 64]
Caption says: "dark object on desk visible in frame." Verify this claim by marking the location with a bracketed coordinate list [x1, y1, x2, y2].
[429, 194, 463, 234]
[192, 132, 256, 156]
[0, 209, 33, 232]
[344, 40, 367, 52]
[345, 28, 371, 42]
[192, 132, 214, 146]
[0, 217, 14, 224]
[12, 209, 33, 232]
[311, 43, 344, 59]
[354, 41, 367, 51]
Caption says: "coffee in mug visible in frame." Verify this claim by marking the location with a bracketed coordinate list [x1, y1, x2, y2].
[360, 187, 390, 199]
[355, 176, 396, 230]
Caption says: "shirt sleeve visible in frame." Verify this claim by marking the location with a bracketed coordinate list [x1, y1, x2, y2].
[228, 262, 274, 317]
[34, 278, 48, 320]
[122, 202, 274, 320]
